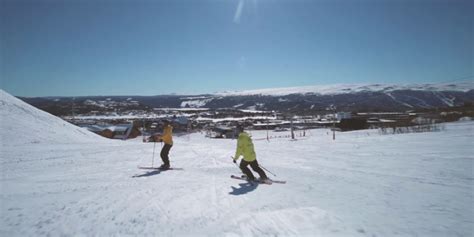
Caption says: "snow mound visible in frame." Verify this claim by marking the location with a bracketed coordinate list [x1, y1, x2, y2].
[0, 89, 103, 146]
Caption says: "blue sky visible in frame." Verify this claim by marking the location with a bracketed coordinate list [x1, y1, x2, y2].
[1, 0, 472, 97]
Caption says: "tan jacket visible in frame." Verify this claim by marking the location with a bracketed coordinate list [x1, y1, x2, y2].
[158, 125, 173, 145]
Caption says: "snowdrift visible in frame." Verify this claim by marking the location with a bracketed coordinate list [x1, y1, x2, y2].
[0, 89, 103, 146]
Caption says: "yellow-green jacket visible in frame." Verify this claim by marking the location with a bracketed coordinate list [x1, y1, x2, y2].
[233, 132, 256, 162]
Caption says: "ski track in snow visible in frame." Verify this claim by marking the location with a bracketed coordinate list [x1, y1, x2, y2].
[385, 92, 414, 108]
[433, 91, 455, 107]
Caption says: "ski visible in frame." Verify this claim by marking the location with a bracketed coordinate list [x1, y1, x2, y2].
[231, 175, 269, 184]
[230, 175, 286, 185]
[138, 166, 183, 171]
[267, 179, 286, 184]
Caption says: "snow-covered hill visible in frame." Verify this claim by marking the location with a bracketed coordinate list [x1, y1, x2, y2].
[1, 86, 473, 236]
[0, 89, 103, 146]
[217, 81, 474, 96]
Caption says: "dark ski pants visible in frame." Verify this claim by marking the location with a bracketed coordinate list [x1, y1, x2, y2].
[239, 160, 267, 180]
[160, 144, 172, 166]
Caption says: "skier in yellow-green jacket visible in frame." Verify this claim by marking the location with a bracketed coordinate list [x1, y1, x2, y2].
[232, 124, 268, 181]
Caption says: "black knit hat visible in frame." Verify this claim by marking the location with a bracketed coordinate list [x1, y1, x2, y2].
[236, 124, 244, 133]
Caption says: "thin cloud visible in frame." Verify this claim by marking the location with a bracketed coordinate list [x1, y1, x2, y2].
[233, 0, 244, 24]
[238, 56, 247, 70]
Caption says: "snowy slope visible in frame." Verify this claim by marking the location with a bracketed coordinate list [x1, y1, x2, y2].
[0, 89, 103, 146]
[217, 81, 474, 96]
[1, 88, 473, 236]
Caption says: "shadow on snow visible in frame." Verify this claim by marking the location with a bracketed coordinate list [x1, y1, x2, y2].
[229, 182, 258, 195]
[132, 170, 163, 178]
[132, 167, 184, 178]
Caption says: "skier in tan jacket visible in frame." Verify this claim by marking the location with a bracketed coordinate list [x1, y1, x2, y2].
[155, 120, 173, 169]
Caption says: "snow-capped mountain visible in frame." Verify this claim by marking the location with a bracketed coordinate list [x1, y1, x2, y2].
[181, 82, 474, 112]
[216, 82, 474, 96]
[19, 82, 474, 115]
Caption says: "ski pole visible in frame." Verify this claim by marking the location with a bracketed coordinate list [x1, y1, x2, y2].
[259, 164, 277, 177]
[230, 156, 240, 169]
[152, 141, 156, 168]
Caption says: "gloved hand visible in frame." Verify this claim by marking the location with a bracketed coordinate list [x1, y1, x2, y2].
[233, 159, 237, 164]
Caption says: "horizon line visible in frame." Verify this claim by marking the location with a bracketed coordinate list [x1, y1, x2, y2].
[5, 78, 473, 98]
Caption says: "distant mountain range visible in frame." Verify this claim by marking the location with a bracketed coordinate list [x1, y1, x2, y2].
[19, 82, 474, 116]
[216, 82, 474, 96]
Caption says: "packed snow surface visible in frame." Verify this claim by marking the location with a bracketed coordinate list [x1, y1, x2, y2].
[1, 90, 473, 236]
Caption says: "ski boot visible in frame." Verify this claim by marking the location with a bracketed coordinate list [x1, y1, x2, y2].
[258, 177, 272, 184]
[241, 174, 256, 182]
